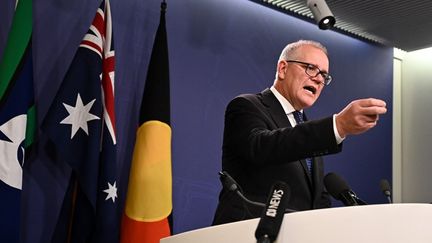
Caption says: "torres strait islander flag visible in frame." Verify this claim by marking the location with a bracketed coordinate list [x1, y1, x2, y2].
[0, 0, 35, 242]
[120, 2, 172, 243]
[42, 0, 119, 242]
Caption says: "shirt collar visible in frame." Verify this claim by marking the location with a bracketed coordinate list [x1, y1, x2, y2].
[270, 86, 302, 115]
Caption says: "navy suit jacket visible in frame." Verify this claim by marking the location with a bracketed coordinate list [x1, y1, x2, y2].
[212, 88, 342, 225]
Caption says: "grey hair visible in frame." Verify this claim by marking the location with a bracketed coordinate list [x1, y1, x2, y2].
[274, 40, 328, 80]
[278, 40, 328, 61]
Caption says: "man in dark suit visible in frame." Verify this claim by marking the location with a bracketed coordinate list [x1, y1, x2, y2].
[212, 40, 387, 225]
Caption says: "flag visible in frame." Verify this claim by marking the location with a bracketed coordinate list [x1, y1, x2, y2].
[0, 0, 35, 242]
[42, 0, 119, 242]
[120, 2, 172, 243]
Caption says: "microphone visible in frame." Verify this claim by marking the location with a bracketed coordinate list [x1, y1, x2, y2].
[255, 181, 290, 243]
[218, 171, 296, 213]
[379, 179, 392, 203]
[324, 172, 367, 206]
[219, 171, 266, 207]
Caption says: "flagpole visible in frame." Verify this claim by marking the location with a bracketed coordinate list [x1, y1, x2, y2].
[66, 178, 79, 243]
[161, 0, 166, 12]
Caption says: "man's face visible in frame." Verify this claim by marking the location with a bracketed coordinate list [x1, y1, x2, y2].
[276, 45, 329, 110]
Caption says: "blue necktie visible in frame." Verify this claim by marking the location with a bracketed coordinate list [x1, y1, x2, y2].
[292, 111, 312, 173]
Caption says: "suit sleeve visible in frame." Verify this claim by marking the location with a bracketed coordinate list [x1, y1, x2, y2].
[223, 96, 342, 166]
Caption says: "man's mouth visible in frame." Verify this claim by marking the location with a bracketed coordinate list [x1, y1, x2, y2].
[303, 85, 316, 95]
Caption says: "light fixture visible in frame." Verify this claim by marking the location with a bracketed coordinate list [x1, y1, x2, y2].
[307, 0, 335, 30]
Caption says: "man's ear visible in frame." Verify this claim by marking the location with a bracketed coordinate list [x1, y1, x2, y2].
[277, 60, 287, 80]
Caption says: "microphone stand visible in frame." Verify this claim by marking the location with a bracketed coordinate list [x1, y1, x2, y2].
[219, 171, 297, 213]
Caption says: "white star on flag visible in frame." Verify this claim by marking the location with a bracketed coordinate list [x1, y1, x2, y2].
[103, 181, 117, 203]
[60, 93, 100, 139]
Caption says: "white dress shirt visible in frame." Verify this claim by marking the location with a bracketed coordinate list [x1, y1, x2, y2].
[270, 86, 344, 144]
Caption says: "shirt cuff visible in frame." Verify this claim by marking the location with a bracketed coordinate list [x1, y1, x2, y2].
[333, 114, 345, 144]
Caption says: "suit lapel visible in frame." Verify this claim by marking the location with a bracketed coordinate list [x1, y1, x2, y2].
[260, 88, 313, 184]
[260, 88, 291, 128]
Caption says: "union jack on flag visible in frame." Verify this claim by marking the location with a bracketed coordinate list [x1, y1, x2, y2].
[42, 0, 120, 242]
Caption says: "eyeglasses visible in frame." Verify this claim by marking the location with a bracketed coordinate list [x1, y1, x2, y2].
[285, 60, 333, 85]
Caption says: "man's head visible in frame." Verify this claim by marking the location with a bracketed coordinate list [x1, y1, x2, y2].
[274, 40, 331, 111]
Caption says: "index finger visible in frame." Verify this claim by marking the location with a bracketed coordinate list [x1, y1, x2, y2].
[361, 106, 387, 115]
[360, 98, 386, 107]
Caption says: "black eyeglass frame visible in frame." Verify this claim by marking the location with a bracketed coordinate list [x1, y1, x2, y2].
[285, 60, 333, 85]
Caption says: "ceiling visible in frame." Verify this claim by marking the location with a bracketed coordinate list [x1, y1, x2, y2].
[253, 0, 432, 52]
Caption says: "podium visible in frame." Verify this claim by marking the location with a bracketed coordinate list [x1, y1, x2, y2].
[161, 203, 432, 243]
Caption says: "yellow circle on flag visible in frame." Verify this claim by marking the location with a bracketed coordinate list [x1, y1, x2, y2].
[125, 120, 172, 222]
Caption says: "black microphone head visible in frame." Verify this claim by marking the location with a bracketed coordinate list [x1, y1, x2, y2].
[219, 171, 238, 192]
[324, 172, 360, 206]
[255, 181, 290, 242]
[324, 172, 350, 200]
[379, 179, 391, 197]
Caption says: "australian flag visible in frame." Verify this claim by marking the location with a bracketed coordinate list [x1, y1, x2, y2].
[42, 0, 119, 242]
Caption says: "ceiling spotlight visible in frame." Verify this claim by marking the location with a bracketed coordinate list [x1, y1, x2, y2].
[307, 0, 335, 30]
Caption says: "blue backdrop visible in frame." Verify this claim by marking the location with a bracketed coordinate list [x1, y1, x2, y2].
[0, 0, 392, 241]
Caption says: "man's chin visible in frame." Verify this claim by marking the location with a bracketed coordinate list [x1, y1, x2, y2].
[299, 99, 316, 109]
